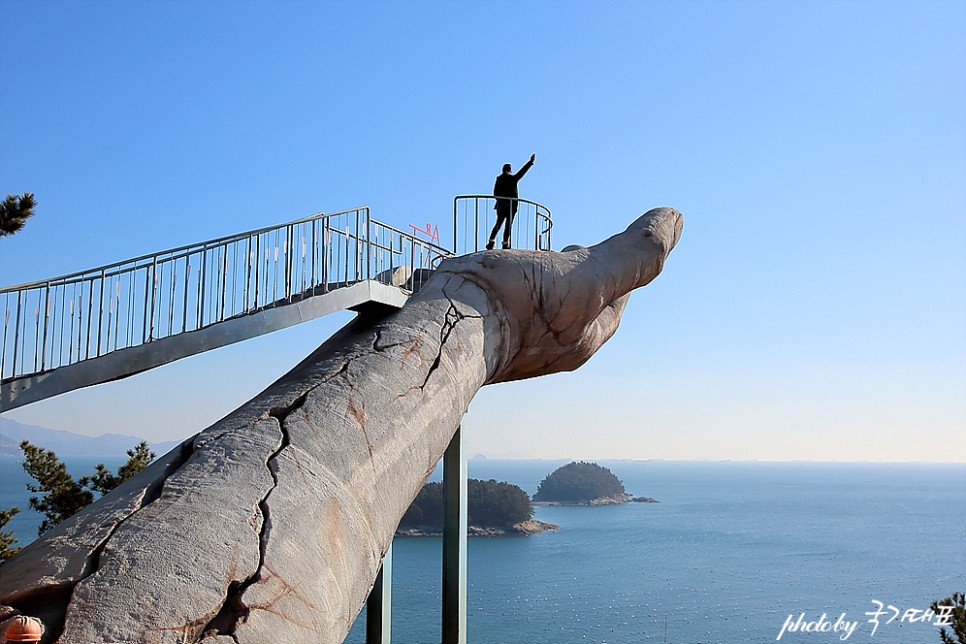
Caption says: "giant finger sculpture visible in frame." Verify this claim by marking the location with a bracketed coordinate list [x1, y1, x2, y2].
[0, 207, 682, 643]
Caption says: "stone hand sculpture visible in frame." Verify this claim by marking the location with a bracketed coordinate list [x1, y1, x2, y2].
[0, 208, 682, 643]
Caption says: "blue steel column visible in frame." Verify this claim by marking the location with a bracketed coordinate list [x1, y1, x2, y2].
[442, 425, 467, 644]
[366, 542, 393, 643]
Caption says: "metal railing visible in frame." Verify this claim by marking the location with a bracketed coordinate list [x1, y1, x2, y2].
[452, 195, 553, 256]
[368, 219, 451, 292]
[1, 208, 454, 384]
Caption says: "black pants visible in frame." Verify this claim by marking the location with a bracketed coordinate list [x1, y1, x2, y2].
[488, 206, 515, 248]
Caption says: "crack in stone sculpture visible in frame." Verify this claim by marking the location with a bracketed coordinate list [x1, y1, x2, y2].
[0, 207, 682, 643]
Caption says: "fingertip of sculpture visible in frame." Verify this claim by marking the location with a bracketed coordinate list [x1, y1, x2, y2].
[639, 207, 683, 247]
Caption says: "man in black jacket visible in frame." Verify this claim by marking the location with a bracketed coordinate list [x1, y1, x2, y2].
[486, 153, 536, 250]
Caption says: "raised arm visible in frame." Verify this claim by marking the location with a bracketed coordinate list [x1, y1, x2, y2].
[514, 153, 536, 179]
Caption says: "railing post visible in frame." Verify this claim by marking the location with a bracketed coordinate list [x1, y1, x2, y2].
[11, 291, 22, 376]
[365, 208, 372, 281]
[95, 272, 104, 358]
[284, 227, 291, 302]
[85, 279, 95, 358]
[534, 206, 539, 251]
[40, 284, 50, 370]
[309, 223, 317, 295]
[475, 198, 481, 253]
[198, 249, 208, 329]
[322, 220, 329, 292]
[344, 225, 350, 287]
[221, 244, 229, 318]
[442, 424, 467, 644]
[366, 541, 393, 643]
[453, 197, 459, 257]
[243, 238, 251, 313]
[1, 306, 9, 379]
[169, 259, 178, 335]
[148, 259, 158, 342]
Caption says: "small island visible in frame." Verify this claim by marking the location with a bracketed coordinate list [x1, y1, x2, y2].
[397, 479, 557, 537]
[532, 461, 659, 506]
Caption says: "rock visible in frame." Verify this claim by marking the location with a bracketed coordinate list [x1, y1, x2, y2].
[395, 519, 558, 538]
[512, 519, 558, 535]
[0, 208, 682, 643]
[588, 494, 632, 505]
[631, 496, 660, 503]
[374, 265, 413, 287]
[533, 494, 630, 507]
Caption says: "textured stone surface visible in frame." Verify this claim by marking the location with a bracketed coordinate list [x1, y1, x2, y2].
[0, 208, 682, 643]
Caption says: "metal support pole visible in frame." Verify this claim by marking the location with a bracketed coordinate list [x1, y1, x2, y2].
[366, 541, 393, 644]
[365, 208, 372, 281]
[453, 197, 459, 257]
[442, 425, 467, 644]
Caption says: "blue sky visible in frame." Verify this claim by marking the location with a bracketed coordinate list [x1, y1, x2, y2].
[1, 0, 963, 461]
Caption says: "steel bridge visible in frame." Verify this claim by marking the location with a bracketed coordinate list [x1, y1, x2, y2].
[1, 196, 551, 411]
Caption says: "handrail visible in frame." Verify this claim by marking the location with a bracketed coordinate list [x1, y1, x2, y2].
[0, 209, 337, 293]
[0, 208, 459, 384]
[369, 220, 452, 259]
[452, 195, 553, 256]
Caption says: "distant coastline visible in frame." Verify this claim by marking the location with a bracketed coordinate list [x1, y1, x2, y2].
[0, 418, 179, 458]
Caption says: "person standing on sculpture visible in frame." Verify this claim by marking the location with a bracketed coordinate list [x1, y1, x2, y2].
[486, 153, 535, 250]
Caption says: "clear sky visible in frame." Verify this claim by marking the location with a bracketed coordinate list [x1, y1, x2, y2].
[1, 0, 963, 462]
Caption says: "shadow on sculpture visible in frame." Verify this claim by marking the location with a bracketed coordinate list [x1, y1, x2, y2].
[0, 207, 683, 643]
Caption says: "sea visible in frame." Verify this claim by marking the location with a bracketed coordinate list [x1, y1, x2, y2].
[1, 457, 964, 644]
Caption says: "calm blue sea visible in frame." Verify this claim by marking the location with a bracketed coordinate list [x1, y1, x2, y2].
[1, 458, 964, 644]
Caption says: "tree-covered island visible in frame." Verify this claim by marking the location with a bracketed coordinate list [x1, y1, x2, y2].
[397, 479, 557, 536]
[532, 461, 659, 506]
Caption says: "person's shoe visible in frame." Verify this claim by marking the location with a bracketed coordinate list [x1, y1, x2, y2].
[502, 243, 511, 249]
[485, 241, 495, 250]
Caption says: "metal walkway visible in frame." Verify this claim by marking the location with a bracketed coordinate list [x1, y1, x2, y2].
[1, 197, 552, 411]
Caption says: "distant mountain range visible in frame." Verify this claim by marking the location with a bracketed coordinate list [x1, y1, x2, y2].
[0, 418, 181, 458]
